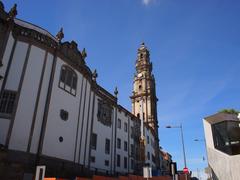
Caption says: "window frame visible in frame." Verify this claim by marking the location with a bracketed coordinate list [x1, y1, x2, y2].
[124, 157, 128, 169]
[117, 138, 121, 149]
[117, 154, 121, 167]
[0, 90, 17, 118]
[117, 118, 121, 129]
[212, 120, 240, 155]
[105, 138, 110, 154]
[91, 133, 97, 150]
[124, 122, 128, 132]
[58, 65, 78, 96]
[124, 141, 128, 152]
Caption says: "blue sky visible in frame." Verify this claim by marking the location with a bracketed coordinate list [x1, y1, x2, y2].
[3, 0, 240, 174]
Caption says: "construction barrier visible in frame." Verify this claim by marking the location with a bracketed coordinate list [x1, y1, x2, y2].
[45, 175, 184, 180]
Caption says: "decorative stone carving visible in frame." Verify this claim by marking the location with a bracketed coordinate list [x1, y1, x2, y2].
[8, 4, 17, 20]
[60, 109, 68, 121]
[97, 99, 113, 127]
[56, 27, 64, 42]
[81, 48, 87, 60]
[11, 22, 92, 80]
[0, 1, 8, 20]
[60, 41, 85, 65]
[114, 87, 118, 97]
[92, 69, 98, 81]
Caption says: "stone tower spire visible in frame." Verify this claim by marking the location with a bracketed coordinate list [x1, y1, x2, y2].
[130, 43, 159, 132]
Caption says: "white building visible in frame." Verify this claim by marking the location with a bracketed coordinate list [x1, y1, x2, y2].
[203, 112, 240, 180]
[0, 3, 160, 179]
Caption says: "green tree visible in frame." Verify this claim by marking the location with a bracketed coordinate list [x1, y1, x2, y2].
[219, 108, 240, 115]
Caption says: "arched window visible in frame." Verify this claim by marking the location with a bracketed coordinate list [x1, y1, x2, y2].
[59, 65, 77, 96]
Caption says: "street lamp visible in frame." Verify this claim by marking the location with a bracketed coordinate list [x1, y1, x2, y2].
[194, 138, 212, 180]
[194, 138, 207, 162]
[166, 124, 187, 170]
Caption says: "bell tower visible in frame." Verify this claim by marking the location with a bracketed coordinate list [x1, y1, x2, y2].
[130, 43, 158, 133]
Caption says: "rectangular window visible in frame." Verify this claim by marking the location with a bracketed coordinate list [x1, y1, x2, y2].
[91, 133, 97, 150]
[147, 136, 150, 144]
[105, 138, 110, 154]
[124, 122, 128, 132]
[124, 141, 128, 152]
[118, 118, 121, 129]
[72, 75, 77, 90]
[152, 154, 155, 163]
[105, 160, 109, 166]
[117, 154, 120, 167]
[124, 157, 127, 169]
[147, 152, 150, 160]
[117, 138, 121, 149]
[91, 156, 95, 163]
[131, 144, 134, 156]
[131, 159, 134, 170]
[60, 67, 66, 82]
[212, 121, 240, 155]
[131, 126, 134, 138]
[59, 65, 77, 96]
[0, 90, 17, 115]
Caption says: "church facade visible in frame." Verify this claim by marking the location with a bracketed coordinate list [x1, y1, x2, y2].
[0, 2, 161, 179]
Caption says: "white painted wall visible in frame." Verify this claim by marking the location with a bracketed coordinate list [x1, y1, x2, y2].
[83, 91, 94, 166]
[116, 110, 129, 173]
[9, 45, 45, 151]
[90, 95, 113, 173]
[79, 81, 91, 164]
[145, 127, 156, 168]
[42, 58, 83, 161]
[74, 76, 86, 163]
[5, 41, 27, 90]
[30, 52, 53, 153]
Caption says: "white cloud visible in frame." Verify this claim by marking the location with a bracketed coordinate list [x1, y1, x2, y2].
[142, 0, 153, 6]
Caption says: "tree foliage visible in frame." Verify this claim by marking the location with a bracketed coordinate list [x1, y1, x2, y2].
[219, 108, 240, 115]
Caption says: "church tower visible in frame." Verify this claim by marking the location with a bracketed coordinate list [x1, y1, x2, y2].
[130, 43, 159, 133]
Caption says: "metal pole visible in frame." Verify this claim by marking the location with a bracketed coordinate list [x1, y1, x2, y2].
[180, 124, 187, 168]
[196, 139, 212, 180]
[203, 139, 213, 180]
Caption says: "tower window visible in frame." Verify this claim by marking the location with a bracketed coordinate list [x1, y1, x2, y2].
[139, 85, 142, 90]
[137, 113, 140, 119]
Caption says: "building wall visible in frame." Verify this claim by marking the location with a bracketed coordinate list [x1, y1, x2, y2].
[145, 127, 156, 169]
[115, 110, 130, 173]
[90, 95, 115, 173]
[203, 117, 240, 180]
[30, 52, 53, 153]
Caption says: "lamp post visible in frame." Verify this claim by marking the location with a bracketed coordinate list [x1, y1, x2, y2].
[166, 124, 187, 169]
[194, 138, 212, 180]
